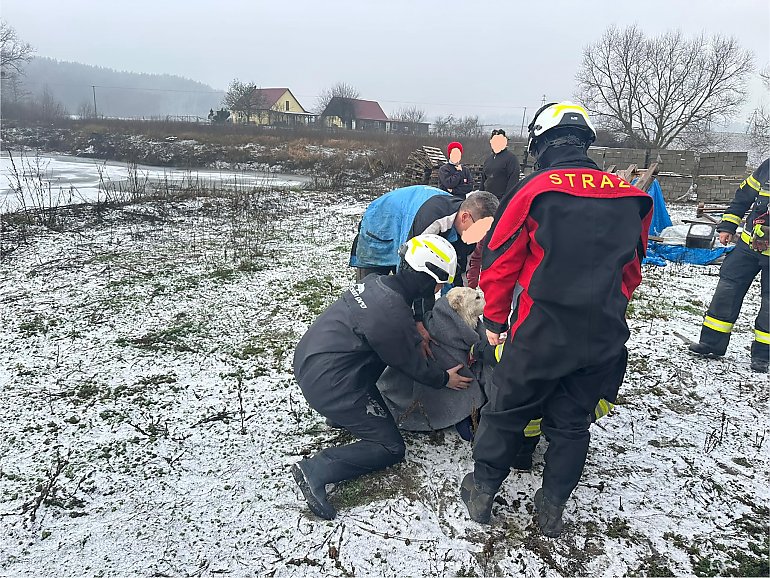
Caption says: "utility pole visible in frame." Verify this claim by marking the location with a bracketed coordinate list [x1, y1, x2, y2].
[541, 94, 546, 106]
[519, 107, 527, 138]
[92, 85, 98, 118]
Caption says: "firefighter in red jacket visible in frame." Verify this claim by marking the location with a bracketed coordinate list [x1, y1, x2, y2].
[688, 158, 769, 373]
[460, 102, 654, 537]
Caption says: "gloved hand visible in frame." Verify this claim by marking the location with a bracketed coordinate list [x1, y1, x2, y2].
[751, 224, 769, 252]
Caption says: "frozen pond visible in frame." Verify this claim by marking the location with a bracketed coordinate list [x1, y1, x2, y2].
[0, 152, 311, 213]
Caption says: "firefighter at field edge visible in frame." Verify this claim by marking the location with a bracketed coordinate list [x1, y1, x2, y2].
[688, 158, 769, 373]
[459, 101, 653, 537]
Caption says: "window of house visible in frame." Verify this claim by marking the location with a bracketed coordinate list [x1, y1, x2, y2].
[285, 100, 290, 111]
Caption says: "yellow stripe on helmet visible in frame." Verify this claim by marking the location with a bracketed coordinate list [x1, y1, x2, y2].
[422, 240, 451, 263]
[551, 103, 590, 119]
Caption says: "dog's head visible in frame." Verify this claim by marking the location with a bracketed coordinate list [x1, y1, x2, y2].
[446, 287, 485, 327]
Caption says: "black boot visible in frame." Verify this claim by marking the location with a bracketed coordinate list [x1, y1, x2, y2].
[292, 459, 337, 520]
[751, 358, 769, 373]
[325, 417, 344, 429]
[534, 488, 565, 538]
[460, 472, 495, 524]
[688, 342, 725, 358]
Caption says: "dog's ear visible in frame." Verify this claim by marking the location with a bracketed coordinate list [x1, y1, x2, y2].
[446, 288, 462, 310]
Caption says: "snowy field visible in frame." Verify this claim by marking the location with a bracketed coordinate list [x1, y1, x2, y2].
[0, 152, 310, 214]
[0, 192, 767, 577]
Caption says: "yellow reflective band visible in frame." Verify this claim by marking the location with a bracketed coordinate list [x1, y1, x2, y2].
[741, 230, 770, 255]
[721, 213, 742, 225]
[524, 418, 542, 437]
[422, 240, 450, 263]
[703, 315, 734, 333]
[594, 399, 615, 421]
[760, 190, 770, 197]
[551, 103, 589, 119]
[746, 175, 761, 191]
[494, 343, 504, 362]
[755, 329, 770, 345]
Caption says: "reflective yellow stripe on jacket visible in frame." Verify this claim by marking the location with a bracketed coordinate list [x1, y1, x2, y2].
[755, 329, 770, 345]
[523, 399, 615, 437]
[741, 230, 770, 255]
[703, 315, 734, 334]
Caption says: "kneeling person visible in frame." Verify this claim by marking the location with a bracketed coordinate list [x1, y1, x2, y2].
[292, 235, 472, 520]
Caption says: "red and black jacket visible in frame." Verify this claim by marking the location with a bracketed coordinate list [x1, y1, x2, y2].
[479, 164, 653, 372]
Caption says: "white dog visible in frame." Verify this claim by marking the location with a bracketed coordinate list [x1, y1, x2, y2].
[445, 287, 485, 331]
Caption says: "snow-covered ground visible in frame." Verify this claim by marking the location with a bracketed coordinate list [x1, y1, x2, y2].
[0, 193, 767, 577]
[0, 152, 310, 214]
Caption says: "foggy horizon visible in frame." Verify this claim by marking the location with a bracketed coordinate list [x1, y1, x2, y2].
[2, 0, 769, 126]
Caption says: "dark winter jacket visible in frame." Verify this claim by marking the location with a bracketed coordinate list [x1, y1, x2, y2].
[479, 152, 653, 378]
[377, 295, 489, 430]
[481, 148, 521, 199]
[350, 187, 475, 319]
[438, 162, 474, 196]
[294, 275, 449, 400]
[717, 158, 769, 255]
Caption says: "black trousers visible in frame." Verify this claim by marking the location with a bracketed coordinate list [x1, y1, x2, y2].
[298, 373, 405, 487]
[698, 240, 769, 362]
[473, 348, 628, 505]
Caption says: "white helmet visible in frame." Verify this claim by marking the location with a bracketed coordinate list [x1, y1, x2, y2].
[527, 101, 596, 161]
[398, 234, 457, 284]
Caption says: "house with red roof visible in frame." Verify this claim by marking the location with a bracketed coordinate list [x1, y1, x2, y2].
[320, 97, 390, 132]
[230, 88, 314, 126]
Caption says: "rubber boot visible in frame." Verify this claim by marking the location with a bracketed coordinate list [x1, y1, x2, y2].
[688, 342, 724, 358]
[534, 488, 565, 538]
[325, 417, 344, 429]
[292, 459, 337, 520]
[460, 472, 495, 524]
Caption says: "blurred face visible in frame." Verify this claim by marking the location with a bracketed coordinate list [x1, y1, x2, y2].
[458, 210, 494, 243]
[449, 148, 462, 163]
[490, 134, 507, 154]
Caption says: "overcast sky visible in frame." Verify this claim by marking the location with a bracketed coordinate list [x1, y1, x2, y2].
[3, 0, 769, 126]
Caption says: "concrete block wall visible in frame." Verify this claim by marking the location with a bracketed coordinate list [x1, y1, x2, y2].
[656, 175, 694, 201]
[694, 176, 744, 202]
[696, 152, 748, 177]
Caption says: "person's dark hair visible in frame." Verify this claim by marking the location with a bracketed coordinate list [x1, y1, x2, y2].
[490, 128, 506, 138]
[461, 191, 499, 219]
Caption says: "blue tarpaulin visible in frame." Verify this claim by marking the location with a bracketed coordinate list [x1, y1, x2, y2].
[644, 242, 733, 266]
[642, 179, 732, 266]
[644, 180, 672, 236]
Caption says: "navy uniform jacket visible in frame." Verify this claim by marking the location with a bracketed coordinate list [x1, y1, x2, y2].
[294, 275, 448, 404]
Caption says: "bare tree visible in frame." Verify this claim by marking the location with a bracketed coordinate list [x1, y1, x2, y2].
[0, 20, 34, 79]
[222, 79, 265, 124]
[36, 85, 67, 121]
[392, 105, 426, 124]
[747, 65, 770, 158]
[576, 26, 754, 149]
[315, 82, 360, 115]
[431, 114, 483, 139]
[77, 100, 95, 119]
